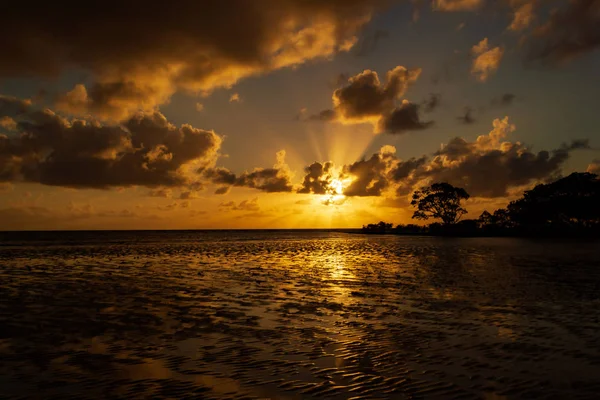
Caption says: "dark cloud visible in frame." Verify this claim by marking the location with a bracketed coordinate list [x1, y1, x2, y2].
[298, 161, 334, 194]
[333, 66, 421, 123]
[220, 198, 260, 211]
[157, 202, 190, 212]
[214, 186, 231, 195]
[179, 191, 200, 200]
[457, 107, 476, 124]
[203, 167, 237, 186]
[491, 93, 516, 107]
[308, 109, 337, 121]
[203, 150, 294, 193]
[354, 29, 390, 56]
[420, 118, 588, 197]
[562, 139, 590, 150]
[388, 156, 428, 195]
[434, 137, 473, 160]
[422, 93, 441, 113]
[297, 117, 590, 200]
[424, 147, 572, 197]
[189, 210, 208, 217]
[312, 66, 427, 133]
[377, 101, 433, 134]
[148, 188, 173, 198]
[390, 156, 428, 181]
[528, 0, 600, 64]
[0, 95, 31, 117]
[235, 168, 294, 192]
[342, 147, 398, 196]
[0, 99, 222, 188]
[1, 1, 386, 120]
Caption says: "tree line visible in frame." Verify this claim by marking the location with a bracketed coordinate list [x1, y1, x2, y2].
[361, 172, 600, 237]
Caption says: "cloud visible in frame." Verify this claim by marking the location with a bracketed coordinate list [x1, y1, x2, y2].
[295, 199, 312, 205]
[563, 139, 591, 151]
[0, 116, 17, 131]
[1, 1, 384, 121]
[294, 107, 308, 120]
[342, 146, 399, 196]
[424, 1, 598, 65]
[220, 198, 260, 211]
[203, 167, 237, 186]
[491, 93, 517, 107]
[527, 0, 600, 64]
[432, 0, 484, 11]
[422, 93, 441, 113]
[203, 150, 294, 193]
[189, 209, 208, 217]
[0, 95, 31, 116]
[471, 38, 504, 82]
[148, 188, 173, 198]
[235, 211, 274, 219]
[298, 161, 335, 194]
[229, 93, 241, 103]
[0, 98, 222, 188]
[157, 202, 187, 212]
[333, 66, 421, 123]
[457, 107, 476, 124]
[420, 117, 586, 197]
[297, 117, 589, 200]
[296, 145, 424, 199]
[312, 66, 428, 133]
[308, 109, 337, 121]
[180, 191, 200, 200]
[587, 160, 600, 175]
[377, 100, 433, 134]
[354, 29, 390, 56]
[214, 186, 231, 195]
[508, 1, 536, 31]
[56, 82, 171, 122]
[195, 103, 205, 112]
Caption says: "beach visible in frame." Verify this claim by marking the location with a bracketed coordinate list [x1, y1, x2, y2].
[1, 231, 599, 399]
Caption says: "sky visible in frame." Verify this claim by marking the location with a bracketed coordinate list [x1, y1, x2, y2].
[1, 0, 599, 230]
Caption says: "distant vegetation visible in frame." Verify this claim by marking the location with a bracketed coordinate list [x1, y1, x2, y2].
[362, 172, 600, 237]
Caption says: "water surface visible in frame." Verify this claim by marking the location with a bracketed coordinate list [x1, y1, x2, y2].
[1, 231, 599, 399]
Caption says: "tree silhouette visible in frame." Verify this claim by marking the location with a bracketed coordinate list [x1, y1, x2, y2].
[507, 172, 600, 228]
[362, 221, 393, 233]
[411, 182, 470, 225]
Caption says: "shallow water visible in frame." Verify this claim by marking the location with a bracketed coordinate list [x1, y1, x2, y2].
[1, 231, 599, 399]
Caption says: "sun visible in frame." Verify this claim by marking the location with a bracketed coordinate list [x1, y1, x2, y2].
[321, 176, 352, 206]
[329, 178, 344, 195]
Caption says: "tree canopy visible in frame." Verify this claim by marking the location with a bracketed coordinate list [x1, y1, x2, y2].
[478, 172, 600, 235]
[506, 172, 600, 228]
[411, 182, 470, 225]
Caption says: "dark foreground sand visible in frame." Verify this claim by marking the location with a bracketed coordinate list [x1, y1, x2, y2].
[1, 232, 599, 399]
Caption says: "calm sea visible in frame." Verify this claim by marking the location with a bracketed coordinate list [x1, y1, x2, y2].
[1, 231, 599, 399]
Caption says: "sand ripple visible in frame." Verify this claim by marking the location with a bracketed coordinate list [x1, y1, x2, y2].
[1, 233, 599, 399]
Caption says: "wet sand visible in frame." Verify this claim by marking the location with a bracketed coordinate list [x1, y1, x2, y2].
[1, 232, 599, 399]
